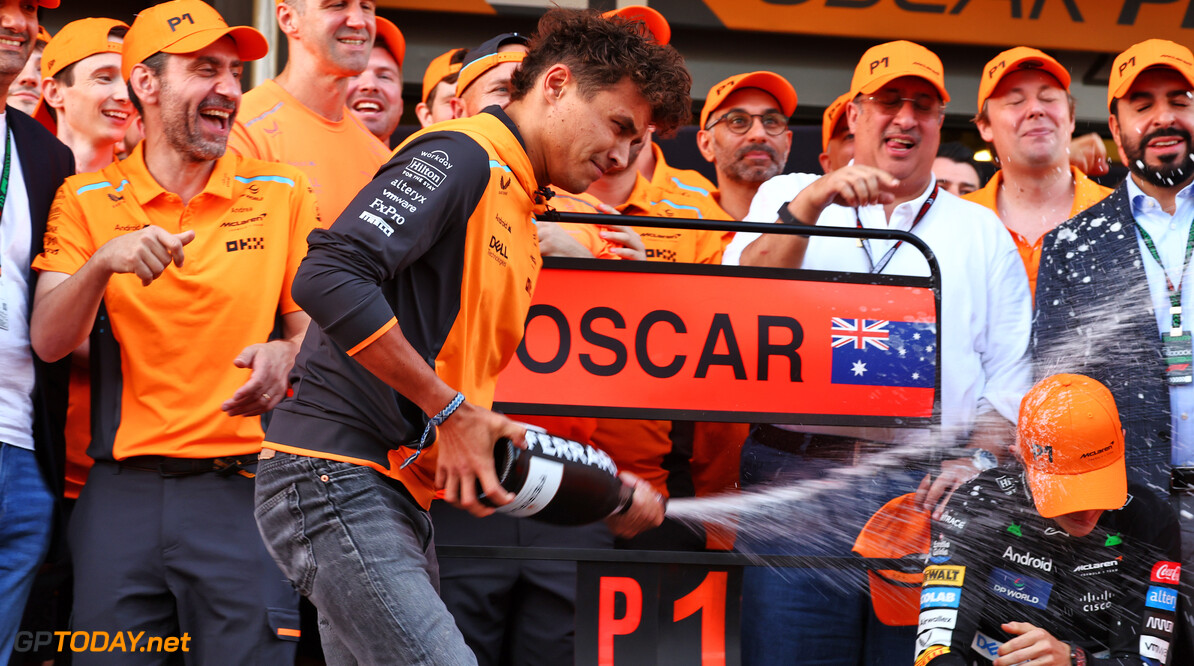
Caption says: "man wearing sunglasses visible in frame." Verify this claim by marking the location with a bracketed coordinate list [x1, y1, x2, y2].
[723, 41, 1031, 665]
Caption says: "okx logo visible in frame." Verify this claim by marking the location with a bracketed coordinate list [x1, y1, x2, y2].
[226, 237, 264, 252]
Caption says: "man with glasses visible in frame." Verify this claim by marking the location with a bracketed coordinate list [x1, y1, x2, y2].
[723, 41, 1031, 665]
[696, 71, 796, 222]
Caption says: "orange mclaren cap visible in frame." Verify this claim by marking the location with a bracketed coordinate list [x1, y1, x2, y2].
[977, 47, 1070, 111]
[36, 0, 58, 6]
[602, 5, 670, 46]
[700, 71, 797, 131]
[122, 0, 269, 81]
[36, 18, 130, 136]
[1017, 374, 1127, 519]
[374, 17, 404, 68]
[421, 47, 464, 104]
[42, 18, 128, 80]
[456, 33, 528, 97]
[852, 492, 930, 627]
[822, 91, 853, 151]
[850, 40, 949, 104]
[1108, 39, 1194, 109]
[36, 25, 52, 46]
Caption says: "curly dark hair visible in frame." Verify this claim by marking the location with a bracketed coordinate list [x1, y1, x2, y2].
[510, 8, 691, 137]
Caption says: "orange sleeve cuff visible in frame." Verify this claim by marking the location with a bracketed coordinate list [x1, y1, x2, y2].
[346, 317, 397, 356]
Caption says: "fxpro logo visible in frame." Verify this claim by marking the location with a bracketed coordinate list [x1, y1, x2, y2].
[1002, 546, 1052, 572]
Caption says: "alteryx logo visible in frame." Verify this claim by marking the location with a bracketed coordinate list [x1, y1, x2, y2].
[919, 587, 961, 610]
[989, 568, 1052, 610]
[1145, 586, 1178, 612]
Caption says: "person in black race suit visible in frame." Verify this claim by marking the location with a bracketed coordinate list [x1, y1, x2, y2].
[916, 374, 1183, 666]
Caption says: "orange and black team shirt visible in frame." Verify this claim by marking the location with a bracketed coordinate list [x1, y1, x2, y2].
[265, 107, 544, 510]
[33, 145, 320, 461]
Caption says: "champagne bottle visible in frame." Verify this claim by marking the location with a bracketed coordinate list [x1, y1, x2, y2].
[479, 430, 634, 525]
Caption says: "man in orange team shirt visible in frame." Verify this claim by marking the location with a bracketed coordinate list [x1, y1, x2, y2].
[229, 0, 390, 220]
[30, 2, 320, 661]
[963, 47, 1111, 298]
[415, 46, 464, 128]
[346, 17, 403, 147]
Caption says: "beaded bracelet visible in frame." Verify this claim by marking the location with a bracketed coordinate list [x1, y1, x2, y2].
[400, 391, 466, 469]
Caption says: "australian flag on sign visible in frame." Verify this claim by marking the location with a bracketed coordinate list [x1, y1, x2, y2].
[830, 318, 935, 388]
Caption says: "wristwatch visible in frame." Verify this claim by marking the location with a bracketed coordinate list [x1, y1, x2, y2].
[972, 449, 998, 471]
[776, 201, 805, 226]
[1069, 644, 1086, 666]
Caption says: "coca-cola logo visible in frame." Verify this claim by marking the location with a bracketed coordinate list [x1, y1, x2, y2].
[1151, 561, 1181, 585]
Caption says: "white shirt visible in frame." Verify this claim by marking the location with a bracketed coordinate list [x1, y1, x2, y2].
[724, 172, 1032, 442]
[1126, 176, 1194, 466]
[0, 112, 36, 450]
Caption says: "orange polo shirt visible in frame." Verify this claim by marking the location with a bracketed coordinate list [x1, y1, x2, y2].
[552, 177, 731, 265]
[34, 145, 320, 461]
[229, 79, 391, 222]
[964, 166, 1111, 298]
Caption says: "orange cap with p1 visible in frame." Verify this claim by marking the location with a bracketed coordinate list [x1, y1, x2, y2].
[1108, 39, 1194, 109]
[699, 71, 797, 131]
[602, 5, 670, 46]
[122, 0, 269, 81]
[1017, 373, 1127, 518]
[976, 46, 1070, 112]
[850, 40, 949, 104]
[822, 91, 853, 151]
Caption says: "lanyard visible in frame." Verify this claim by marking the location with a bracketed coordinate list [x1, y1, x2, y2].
[0, 128, 14, 279]
[855, 183, 938, 274]
[1136, 217, 1194, 335]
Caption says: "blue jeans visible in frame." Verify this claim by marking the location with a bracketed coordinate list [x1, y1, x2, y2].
[254, 451, 476, 666]
[738, 436, 918, 666]
[0, 444, 54, 660]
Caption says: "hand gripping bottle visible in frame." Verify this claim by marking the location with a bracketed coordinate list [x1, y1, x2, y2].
[479, 429, 635, 525]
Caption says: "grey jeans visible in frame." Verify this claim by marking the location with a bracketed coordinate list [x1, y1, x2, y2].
[254, 451, 476, 666]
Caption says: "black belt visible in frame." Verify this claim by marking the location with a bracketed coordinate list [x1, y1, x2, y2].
[1173, 467, 1194, 494]
[116, 454, 259, 478]
[750, 424, 881, 463]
